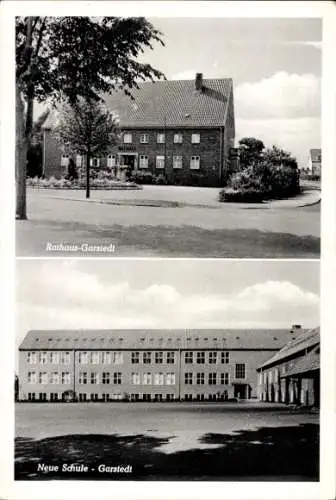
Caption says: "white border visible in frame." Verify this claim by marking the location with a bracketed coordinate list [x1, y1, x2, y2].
[1, 2, 335, 500]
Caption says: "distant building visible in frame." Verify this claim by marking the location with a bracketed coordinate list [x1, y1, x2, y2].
[18, 327, 306, 403]
[42, 73, 236, 187]
[302, 149, 321, 178]
[257, 326, 320, 407]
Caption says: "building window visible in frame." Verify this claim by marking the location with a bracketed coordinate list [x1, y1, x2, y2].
[123, 133, 132, 144]
[27, 352, 37, 364]
[221, 373, 229, 385]
[221, 351, 229, 364]
[39, 352, 48, 364]
[190, 156, 200, 170]
[139, 155, 148, 169]
[166, 373, 176, 385]
[50, 372, 59, 384]
[196, 373, 205, 385]
[143, 352, 151, 364]
[235, 363, 246, 379]
[61, 352, 71, 365]
[132, 373, 140, 385]
[79, 372, 87, 384]
[156, 156, 165, 169]
[196, 352, 205, 364]
[114, 372, 122, 385]
[76, 155, 82, 167]
[155, 352, 163, 364]
[173, 155, 183, 169]
[185, 351, 193, 364]
[50, 352, 59, 364]
[90, 157, 100, 167]
[102, 372, 110, 384]
[39, 392, 47, 401]
[78, 352, 88, 364]
[27, 371, 37, 384]
[174, 133, 183, 144]
[154, 373, 164, 385]
[185, 372, 193, 385]
[131, 352, 140, 364]
[61, 154, 70, 167]
[90, 372, 99, 385]
[50, 392, 59, 401]
[61, 372, 71, 385]
[157, 133, 165, 144]
[191, 133, 200, 144]
[112, 352, 123, 364]
[167, 352, 175, 364]
[102, 352, 111, 364]
[209, 352, 217, 364]
[90, 352, 100, 365]
[143, 373, 152, 385]
[208, 373, 217, 385]
[107, 155, 116, 168]
[140, 134, 149, 143]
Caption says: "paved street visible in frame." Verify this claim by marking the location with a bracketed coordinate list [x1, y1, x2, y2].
[16, 187, 320, 258]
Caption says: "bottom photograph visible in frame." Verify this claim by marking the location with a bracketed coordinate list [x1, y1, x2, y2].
[15, 259, 320, 481]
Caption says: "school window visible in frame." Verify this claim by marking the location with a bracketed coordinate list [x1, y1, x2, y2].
[27, 371, 37, 384]
[140, 134, 149, 143]
[196, 373, 205, 385]
[221, 351, 229, 364]
[39, 352, 48, 364]
[39, 392, 47, 401]
[89, 157, 100, 167]
[196, 352, 205, 364]
[143, 352, 151, 364]
[114, 372, 122, 385]
[154, 373, 164, 385]
[209, 352, 217, 364]
[184, 372, 193, 385]
[143, 372, 152, 385]
[50, 372, 59, 384]
[61, 372, 71, 385]
[50, 352, 59, 364]
[78, 352, 89, 364]
[112, 352, 123, 364]
[102, 372, 110, 384]
[221, 373, 229, 385]
[102, 352, 111, 364]
[185, 351, 193, 364]
[90, 372, 99, 385]
[27, 352, 37, 364]
[131, 352, 140, 364]
[156, 156, 165, 169]
[190, 156, 200, 169]
[90, 352, 100, 365]
[157, 133, 165, 143]
[61, 352, 71, 365]
[38, 372, 48, 384]
[123, 133, 132, 144]
[167, 352, 175, 364]
[166, 373, 176, 385]
[208, 373, 217, 385]
[79, 372, 87, 384]
[173, 133, 183, 143]
[235, 363, 246, 379]
[132, 373, 140, 385]
[61, 154, 70, 167]
[155, 352, 163, 364]
[173, 155, 183, 169]
[107, 154, 116, 168]
[139, 155, 149, 169]
[28, 392, 36, 401]
[191, 133, 200, 144]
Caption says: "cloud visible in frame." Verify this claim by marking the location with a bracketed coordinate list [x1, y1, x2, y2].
[235, 71, 320, 120]
[16, 262, 319, 349]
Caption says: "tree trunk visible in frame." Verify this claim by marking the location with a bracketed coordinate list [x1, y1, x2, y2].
[86, 151, 90, 199]
[16, 83, 27, 220]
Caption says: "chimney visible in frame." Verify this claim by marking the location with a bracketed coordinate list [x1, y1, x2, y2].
[290, 324, 302, 333]
[195, 73, 203, 91]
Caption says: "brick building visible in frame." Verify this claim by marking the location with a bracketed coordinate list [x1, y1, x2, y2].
[257, 326, 320, 407]
[42, 73, 237, 187]
[18, 327, 305, 403]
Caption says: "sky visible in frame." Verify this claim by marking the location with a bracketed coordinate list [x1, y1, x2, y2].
[16, 259, 320, 353]
[141, 18, 322, 168]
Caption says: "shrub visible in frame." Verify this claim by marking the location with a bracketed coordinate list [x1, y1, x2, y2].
[154, 174, 168, 185]
[219, 187, 265, 203]
[130, 171, 154, 184]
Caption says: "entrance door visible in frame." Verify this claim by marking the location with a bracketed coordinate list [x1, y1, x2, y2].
[234, 384, 247, 399]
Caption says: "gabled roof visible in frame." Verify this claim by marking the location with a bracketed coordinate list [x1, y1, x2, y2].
[310, 149, 321, 162]
[19, 328, 303, 351]
[257, 327, 320, 370]
[103, 78, 233, 129]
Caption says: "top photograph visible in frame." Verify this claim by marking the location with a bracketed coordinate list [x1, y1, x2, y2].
[15, 17, 321, 258]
